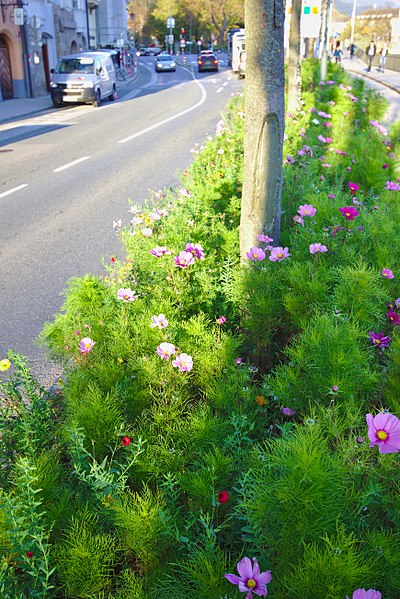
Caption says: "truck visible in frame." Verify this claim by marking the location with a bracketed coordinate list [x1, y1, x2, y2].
[231, 30, 246, 74]
[227, 27, 243, 66]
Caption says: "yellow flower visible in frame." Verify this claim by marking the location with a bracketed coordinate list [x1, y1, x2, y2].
[256, 395, 267, 406]
[117, 357, 124, 363]
[0, 359, 11, 371]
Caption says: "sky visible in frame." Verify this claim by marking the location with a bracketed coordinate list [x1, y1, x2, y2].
[336, 0, 400, 15]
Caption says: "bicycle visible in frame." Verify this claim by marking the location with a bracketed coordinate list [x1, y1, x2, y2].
[115, 66, 126, 81]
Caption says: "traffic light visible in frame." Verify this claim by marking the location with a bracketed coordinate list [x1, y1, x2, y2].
[181, 27, 185, 35]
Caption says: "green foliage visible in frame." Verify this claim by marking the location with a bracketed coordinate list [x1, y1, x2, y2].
[56, 514, 116, 597]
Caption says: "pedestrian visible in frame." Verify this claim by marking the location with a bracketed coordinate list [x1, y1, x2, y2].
[350, 43, 356, 59]
[333, 41, 343, 64]
[365, 40, 376, 72]
[379, 42, 389, 73]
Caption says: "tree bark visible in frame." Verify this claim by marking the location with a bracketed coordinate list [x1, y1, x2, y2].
[240, 0, 285, 259]
[287, 0, 302, 114]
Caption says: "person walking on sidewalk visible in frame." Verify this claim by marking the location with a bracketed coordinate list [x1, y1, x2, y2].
[379, 42, 389, 73]
[350, 43, 356, 59]
[333, 41, 343, 64]
[365, 40, 376, 72]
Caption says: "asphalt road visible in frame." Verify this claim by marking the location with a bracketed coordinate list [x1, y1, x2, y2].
[0, 55, 242, 384]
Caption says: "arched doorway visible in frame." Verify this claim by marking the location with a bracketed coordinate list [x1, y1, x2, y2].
[70, 40, 78, 53]
[0, 35, 13, 99]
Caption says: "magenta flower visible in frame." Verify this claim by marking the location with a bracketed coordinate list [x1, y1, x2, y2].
[388, 310, 400, 325]
[269, 247, 290, 262]
[257, 234, 274, 244]
[217, 316, 227, 325]
[348, 182, 359, 195]
[282, 407, 296, 416]
[174, 251, 195, 268]
[79, 337, 95, 355]
[328, 193, 336, 199]
[186, 242, 205, 260]
[317, 134, 327, 143]
[339, 206, 359, 220]
[150, 314, 168, 329]
[368, 331, 391, 348]
[247, 247, 266, 261]
[309, 243, 328, 254]
[150, 246, 170, 257]
[347, 590, 381, 599]
[298, 204, 316, 218]
[156, 342, 176, 360]
[236, 357, 242, 365]
[366, 412, 400, 454]
[172, 353, 193, 372]
[117, 288, 138, 302]
[381, 268, 394, 279]
[225, 557, 272, 598]
[385, 180, 400, 190]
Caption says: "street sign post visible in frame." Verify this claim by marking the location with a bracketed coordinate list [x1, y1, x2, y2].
[166, 17, 175, 29]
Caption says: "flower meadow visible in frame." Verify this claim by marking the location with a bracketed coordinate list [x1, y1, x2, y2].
[1, 60, 400, 598]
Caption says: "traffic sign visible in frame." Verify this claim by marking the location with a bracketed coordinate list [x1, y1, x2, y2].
[168, 34, 174, 44]
[301, 0, 321, 37]
[167, 17, 175, 28]
[180, 39, 185, 47]
[13, 8, 24, 25]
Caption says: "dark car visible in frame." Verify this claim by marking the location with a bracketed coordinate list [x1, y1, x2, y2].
[198, 52, 218, 72]
[155, 54, 176, 72]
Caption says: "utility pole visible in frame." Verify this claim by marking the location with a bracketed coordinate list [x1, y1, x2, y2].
[350, 0, 357, 45]
[320, 0, 333, 81]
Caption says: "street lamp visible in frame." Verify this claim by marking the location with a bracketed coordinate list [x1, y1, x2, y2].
[350, 0, 357, 45]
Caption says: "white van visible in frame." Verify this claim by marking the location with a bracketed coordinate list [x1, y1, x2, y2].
[231, 31, 246, 74]
[50, 52, 117, 108]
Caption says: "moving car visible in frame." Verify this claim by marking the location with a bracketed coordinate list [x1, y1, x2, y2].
[155, 54, 176, 72]
[50, 52, 117, 107]
[198, 52, 218, 72]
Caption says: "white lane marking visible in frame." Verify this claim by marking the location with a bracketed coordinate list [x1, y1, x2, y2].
[0, 184, 29, 199]
[223, 81, 228, 87]
[118, 78, 207, 144]
[53, 156, 91, 172]
[216, 87, 223, 93]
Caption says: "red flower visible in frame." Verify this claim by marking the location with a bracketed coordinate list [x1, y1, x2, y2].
[121, 436, 131, 446]
[111, 256, 116, 263]
[217, 491, 229, 504]
[26, 551, 34, 558]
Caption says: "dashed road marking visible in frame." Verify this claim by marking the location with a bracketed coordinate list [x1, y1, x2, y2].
[53, 156, 91, 172]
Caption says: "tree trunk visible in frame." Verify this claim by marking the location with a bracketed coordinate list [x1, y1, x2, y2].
[240, 0, 285, 259]
[287, 0, 302, 114]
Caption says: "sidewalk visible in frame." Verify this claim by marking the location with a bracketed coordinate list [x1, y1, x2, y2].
[340, 55, 400, 94]
[0, 70, 138, 125]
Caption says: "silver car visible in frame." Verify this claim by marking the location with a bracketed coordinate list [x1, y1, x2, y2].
[155, 54, 176, 72]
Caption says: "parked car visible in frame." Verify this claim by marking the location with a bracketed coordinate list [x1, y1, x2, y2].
[50, 52, 117, 107]
[198, 52, 218, 72]
[154, 54, 176, 72]
[237, 50, 246, 79]
[138, 47, 161, 56]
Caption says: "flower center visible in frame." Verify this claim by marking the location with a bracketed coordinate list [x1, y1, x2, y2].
[253, 253, 258, 259]
[375, 339, 381, 344]
[278, 253, 283, 259]
[346, 212, 351, 216]
[247, 579, 256, 589]
[377, 430, 388, 441]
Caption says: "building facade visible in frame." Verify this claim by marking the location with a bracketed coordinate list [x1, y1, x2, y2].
[0, 0, 127, 100]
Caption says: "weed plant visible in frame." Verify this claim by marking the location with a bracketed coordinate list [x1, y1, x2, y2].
[1, 60, 399, 597]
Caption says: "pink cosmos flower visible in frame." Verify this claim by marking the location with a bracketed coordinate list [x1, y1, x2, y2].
[368, 332, 391, 348]
[348, 182, 359, 195]
[117, 288, 138, 302]
[113, 219, 123, 229]
[293, 215, 304, 226]
[186, 242, 205, 260]
[79, 337, 95, 355]
[269, 247, 290, 262]
[236, 358, 242, 365]
[328, 193, 336, 199]
[225, 557, 272, 598]
[385, 181, 400, 191]
[347, 590, 381, 599]
[366, 412, 400, 454]
[217, 316, 227, 325]
[130, 216, 143, 226]
[339, 206, 359, 220]
[257, 234, 274, 244]
[318, 134, 327, 143]
[381, 268, 394, 279]
[156, 342, 176, 360]
[317, 110, 331, 118]
[298, 204, 316, 218]
[141, 227, 153, 237]
[174, 251, 195, 268]
[150, 246, 170, 257]
[309, 243, 328, 254]
[150, 314, 168, 329]
[387, 310, 400, 325]
[172, 353, 193, 372]
[247, 247, 266, 261]
[282, 407, 296, 416]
